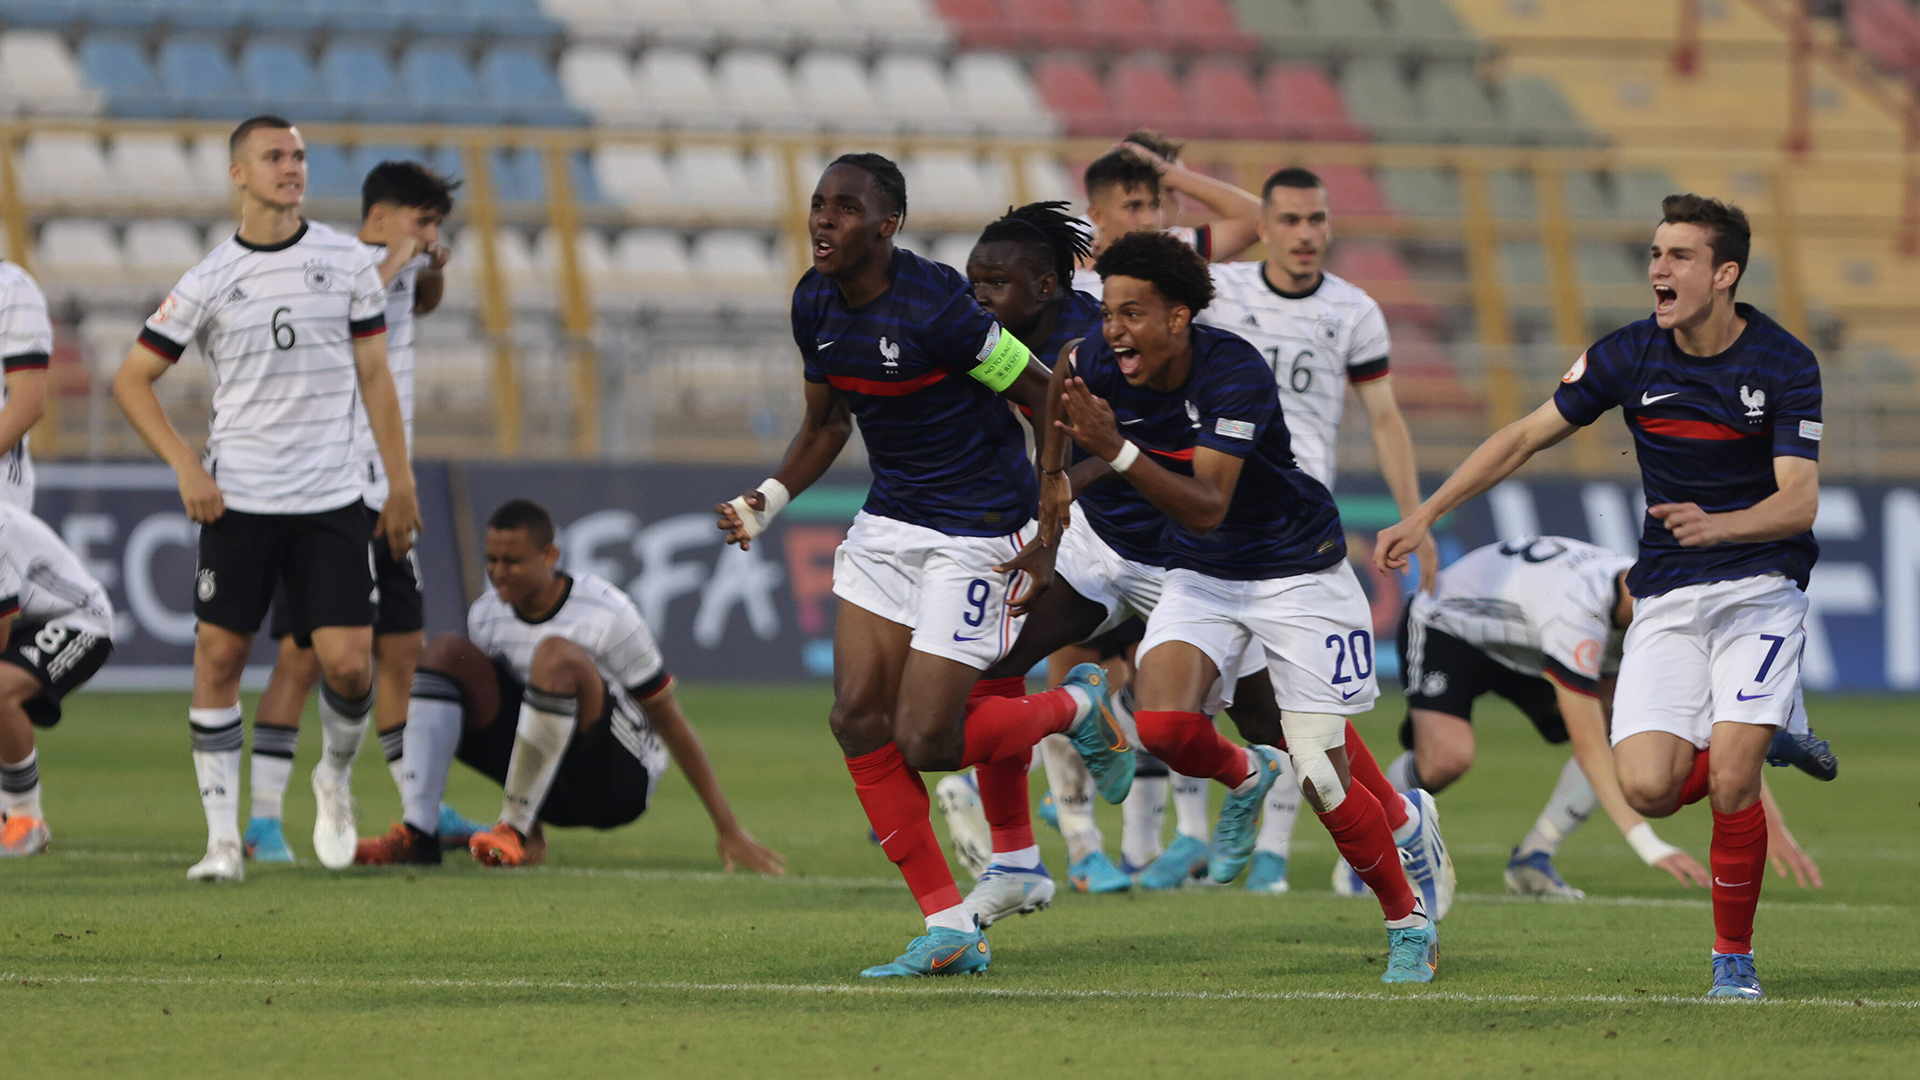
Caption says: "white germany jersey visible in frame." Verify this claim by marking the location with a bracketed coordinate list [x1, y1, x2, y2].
[468, 572, 669, 775]
[139, 221, 386, 515]
[0, 503, 115, 639]
[1408, 536, 1632, 694]
[1071, 224, 1212, 299]
[0, 260, 53, 511]
[1195, 265, 1390, 489]
[353, 244, 429, 511]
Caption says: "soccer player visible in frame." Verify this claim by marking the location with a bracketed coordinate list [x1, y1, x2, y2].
[113, 115, 422, 883]
[0, 503, 116, 855]
[1052, 230, 1440, 982]
[353, 499, 784, 873]
[0, 257, 51, 512]
[244, 160, 461, 864]
[1378, 194, 1819, 998]
[1183, 165, 1441, 896]
[1073, 139, 1261, 297]
[713, 154, 1131, 977]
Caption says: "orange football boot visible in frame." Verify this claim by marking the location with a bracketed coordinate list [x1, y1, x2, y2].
[354, 822, 441, 866]
[468, 823, 528, 867]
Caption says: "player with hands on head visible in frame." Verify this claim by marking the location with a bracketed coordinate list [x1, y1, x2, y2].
[1376, 194, 1822, 999]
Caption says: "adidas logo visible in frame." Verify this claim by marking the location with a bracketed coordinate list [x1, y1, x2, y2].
[1243, 314, 1258, 327]
[226, 286, 247, 303]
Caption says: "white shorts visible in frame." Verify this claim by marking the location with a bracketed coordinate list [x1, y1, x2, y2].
[1139, 561, 1380, 716]
[1610, 573, 1809, 750]
[1055, 502, 1166, 638]
[832, 510, 1036, 670]
[0, 444, 31, 512]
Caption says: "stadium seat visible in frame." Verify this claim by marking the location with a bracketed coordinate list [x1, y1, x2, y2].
[489, 147, 546, 203]
[1107, 55, 1188, 137]
[156, 34, 250, 119]
[1151, 0, 1261, 56]
[0, 30, 102, 115]
[387, 0, 484, 37]
[319, 39, 411, 123]
[1500, 241, 1547, 287]
[1262, 65, 1365, 141]
[544, 0, 637, 43]
[1616, 169, 1679, 219]
[951, 52, 1055, 136]
[480, 45, 582, 125]
[873, 53, 965, 134]
[1417, 65, 1506, 144]
[594, 144, 673, 207]
[1576, 241, 1645, 286]
[186, 132, 233, 192]
[123, 219, 204, 276]
[846, 0, 951, 51]
[303, 143, 357, 199]
[1387, 0, 1481, 56]
[933, 0, 1015, 49]
[668, 146, 778, 217]
[559, 44, 644, 126]
[901, 151, 1005, 218]
[1489, 168, 1536, 219]
[690, 229, 780, 287]
[448, 226, 536, 282]
[1560, 170, 1616, 219]
[349, 143, 430, 189]
[642, 48, 732, 129]
[17, 133, 113, 200]
[535, 226, 614, 276]
[36, 219, 123, 276]
[1302, 0, 1385, 43]
[768, 0, 857, 50]
[106, 134, 200, 202]
[1339, 59, 1421, 141]
[1229, 0, 1308, 43]
[714, 49, 814, 131]
[1000, 0, 1081, 49]
[1184, 58, 1279, 140]
[400, 42, 495, 125]
[1377, 167, 1459, 217]
[76, 33, 169, 117]
[1080, 0, 1164, 54]
[1019, 153, 1075, 203]
[1314, 164, 1388, 216]
[238, 38, 331, 120]
[466, 0, 561, 38]
[793, 52, 887, 133]
[1032, 53, 1112, 136]
[931, 232, 976, 274]
[612, 228, 694, 278]
[1503, 75, 1594, 146]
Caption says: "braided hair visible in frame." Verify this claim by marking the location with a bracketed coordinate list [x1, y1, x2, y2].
[828, 152, 907, 220]
[975, 201, 1091, 285]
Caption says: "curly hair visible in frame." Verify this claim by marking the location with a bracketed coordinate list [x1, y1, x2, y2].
[975, 201, 1091, 284]
[828, 152, 907, 220]
[1092, 230, 1214, 313]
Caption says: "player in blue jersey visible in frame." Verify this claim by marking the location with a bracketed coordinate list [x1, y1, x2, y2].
[1378, 194, 1820, 999]
[1049, 231, 1441, 983]
[712, 156, 1131, 978]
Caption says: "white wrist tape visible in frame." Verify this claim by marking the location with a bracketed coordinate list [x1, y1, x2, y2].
[1626, 822, 1680, 866]
[727, 478, 790, 539]
[1107, 441, 1141, 474]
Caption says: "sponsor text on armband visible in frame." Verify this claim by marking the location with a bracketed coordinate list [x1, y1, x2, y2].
[1799, 420, 1823, 442]
[968, 325, 1030, 393]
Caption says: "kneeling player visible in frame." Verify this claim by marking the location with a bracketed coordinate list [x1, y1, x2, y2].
[354, 499, 784, 874]
[0, 504, 116, 855]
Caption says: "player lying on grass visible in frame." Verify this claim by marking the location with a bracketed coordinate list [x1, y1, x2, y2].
[1377, 194, 1822, 1000]
[355, 498, 784, 874]
[715, 154, 1131, 979]
[246, 158, 470, 864]
[1044, 230, 1441, 982]
[0, 504, 116, 856]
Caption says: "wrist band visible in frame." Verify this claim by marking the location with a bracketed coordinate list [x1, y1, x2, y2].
[1626, 822, 1680, 866]
[727, 477, 790, 539]
[1107, 441, 1141, 474]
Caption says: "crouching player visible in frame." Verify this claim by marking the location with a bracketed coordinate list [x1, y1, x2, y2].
[354, 498, 784, 874]
[0, 503, 116, 855]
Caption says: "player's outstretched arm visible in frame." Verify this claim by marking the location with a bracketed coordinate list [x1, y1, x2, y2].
[716, 379, 851, 550]
[1650, 455, 1818, 548]
[1760, 778, 1822, 888]
[352, 333, 422, 557]
[639, 685, 787, 875]
[113, 345, 224, 522]
[1558, 683, 1708, 887]
[0, 366, 46, 465]
[1375, 398, 1579, 576]
[1117, 140, 1262, 261]
[1057, 376, 1242, 533]
[1354, 375, 1439, 592]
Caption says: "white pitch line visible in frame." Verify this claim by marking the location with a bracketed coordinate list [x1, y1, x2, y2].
[3, 971, 1914, 1012]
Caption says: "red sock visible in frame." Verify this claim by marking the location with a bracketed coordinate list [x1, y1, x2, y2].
[1711, 800, 1768, 955]
[969, 678, 1035, 852]
[846, 744, 961, 917]
[1344, 721, 1408, 832]
[1317, 782, 1418, 921]
[1678, 750, 1711, 807]
[1135, 711, 1251, 788]
[959, 684, 1075, 767]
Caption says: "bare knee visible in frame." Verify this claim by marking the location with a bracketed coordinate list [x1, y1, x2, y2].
[829, 701, 892, 759]
[1707, 761, 1761, 815]
[527, 637, 594, 694]
[1413, 741, 1473, 792]
[421, 633, 484, 674]
[1619, 776, 1676, 819]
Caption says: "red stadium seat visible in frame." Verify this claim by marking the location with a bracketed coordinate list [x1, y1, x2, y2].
[1845, 0, 1920, 75]
[1079, 0, 1165, 55]
[999, 0, 1084, 50]
[1330, 240, 1438, 328]
[1107, 54, 1187, 137]
[1313, 164, 1387, 216]
[1184, 58, 1280, 139]
[1033, 53, 1115, 136]
[1263, 64, 1367, 142]
[932, 0, 1016, 48]
[1151, 0, 1261, 55]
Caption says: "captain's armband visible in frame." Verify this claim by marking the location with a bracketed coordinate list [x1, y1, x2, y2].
[968, 325, 1031, 393]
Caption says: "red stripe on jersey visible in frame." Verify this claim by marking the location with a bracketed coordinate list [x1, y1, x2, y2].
[2, 352, 49, 373]
[825, 369, 948, 396]
[350, 325, 387, 339]
[1542, 666, 1600, 699]
[1635, 415, 1763, 441]
[1146, 446, 1195, 462]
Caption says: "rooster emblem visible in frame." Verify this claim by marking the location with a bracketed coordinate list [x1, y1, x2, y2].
[879, 336, 901, 368]
[1739, 385, 1766, 418]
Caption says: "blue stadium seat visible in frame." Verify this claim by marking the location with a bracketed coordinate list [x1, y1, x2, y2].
[242, 0, 330, 34]
[479, 45, 583, 126]
[303, 143, 356, 199]
[423, 144, 467, 187]
[349, 143, 429, 198]
[490, 147, 544, 203]
[0, 1, 80, 32]
[157, 35, 250, 119]
[77, 33, 173, 118]
[466, 0, 560, 38]
[399, 43, 496, 125]
[238, 38, 336, 121]
[319, 39, 413, 123]
[388, 0, 482, 38]
[79, 0, 157, 31]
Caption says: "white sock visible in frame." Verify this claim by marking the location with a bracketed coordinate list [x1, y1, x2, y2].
[317, 682, 374, 784]
[499, 686, 576, 833]
[249, 724, 298, 819]
[1228, 748, 1262, 795]
[1385, 896, 1431, 930]
[1039, 734, 1101, 858]
[1385, 751, 1421, 793]
[1253, 754, 1301, 856]
[403, 675, 465, 835]
[1, 749, 42, 819]
[189, 705, 244, 845]
[1518, 756, 1599, 858]
[1171, 772, 1209, 840]
[991, 844, 1040, 870]
[925, 903, 975, 933]
[1391, 792, 1421, 847]
[1120, 775, 1168, 868]
[379, 724, 407, 795]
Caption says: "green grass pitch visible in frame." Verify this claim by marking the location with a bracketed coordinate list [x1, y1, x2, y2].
[5, 686, 1916, 1078]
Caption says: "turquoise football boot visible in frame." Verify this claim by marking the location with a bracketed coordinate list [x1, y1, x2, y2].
[243, 816, 295, 863]
[1137, 833, 1207, 891]
[1381, 920, 1439, 984]
[1060, 663, 1134, 804]
[436, 802, 489, 851]
[1068, 850, 1132, 893]
[860, 925, 992, 978]
[1244, 850, 1290, 894]
[1207, 745, 1284, 883]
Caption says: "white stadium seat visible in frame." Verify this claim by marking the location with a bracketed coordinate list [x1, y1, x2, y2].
[612, 228, 694, 277]
[902, 151, 1006, 218]
[874, 54, 964, 134]
[18, 133, 113, 200]
[123, 219, 205, 275]
[559, 45, 644, 126]
[594, 144, 673, 208]
[624, 0, 714, 49]
[535, 227, 615, 277]
[668, 146, 778, 217]
[107, 134, 201, 201]
[36, 219, 123, 274]
[713, 50, 807, 131]
[793, 52, 888, 133]
[541, 0, 639, 43]
[1020, 154, 1075, 204]
[931, 233, 977, 275]
[691, 229, 779, 287]
[692, 0, 790, 50]
[633, 48, 726, 129]
[952, 53, 1056, 137]
[766, 0, 856, 50]
[0, 30, 102, 115]
[845, 0, 951, 51]
[187, 134, 235, 194]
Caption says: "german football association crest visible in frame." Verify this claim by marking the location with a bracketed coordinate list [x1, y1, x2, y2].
[304, 261, 334, 292]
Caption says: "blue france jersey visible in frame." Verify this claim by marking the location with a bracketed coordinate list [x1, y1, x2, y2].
[794, 248, 1036, 536]
[1553, 303, 1821, 596]
[1036, 289, 1102, 369]
[1074, 324, 1346, 580]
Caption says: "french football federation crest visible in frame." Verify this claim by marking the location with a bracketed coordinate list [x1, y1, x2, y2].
[1739, 385, 1766, 418]
[879, 336, 901, 368]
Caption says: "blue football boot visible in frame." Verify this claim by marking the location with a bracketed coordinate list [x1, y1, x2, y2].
[1037, 791, 1060, 833]
[1708, 952, 1763, 1000]
[1060, 663, 1134, 804]
[1767, 729, 1838, 782]
[1381, 918, 1439, 984]
[243, 816, 295, 863]
[860, 925, 991, 978]
[1504, 847, 1586, 900]
[1207, 745, 1284, 883]
[1068, 850, 1132, 893]
[1244, 851, 1290, 894]
[1136, 833, 1208, 891]
[436, 803, 488, 850]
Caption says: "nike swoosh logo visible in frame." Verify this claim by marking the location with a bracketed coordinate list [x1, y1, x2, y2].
[1119, 417, 1145, 425]
[876, 830, 898, 847]
[1341, 687, 1365, 700]
[1735, 690, 1773, 701]
[815, 340, 835, 350]
[953, 632, 984, 643]
[1713, 878, 1751, 889]
[1640, 391, 1680, 405]
[929, 945, 973, 970]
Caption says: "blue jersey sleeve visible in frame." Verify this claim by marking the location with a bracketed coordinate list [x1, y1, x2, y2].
[1192, 346, 1276, 459]
[916, 275, 1001, 372]
[1770, 352, 1822, 461]
[792, 285, 827, 384]
[1552, 343, 1620, 427]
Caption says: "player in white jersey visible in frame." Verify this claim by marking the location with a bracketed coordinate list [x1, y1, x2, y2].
[113, 116, 422, 883]
[1069, 138, 1262, 298]
[354, 499, 785, 874]
[0, 260, 52, 511]
[244, 160, 461, 865]
[0, 503, 116, 855]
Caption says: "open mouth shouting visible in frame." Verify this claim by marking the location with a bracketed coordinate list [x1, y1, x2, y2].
[1653, 284, 1678, 317]
[811, 235, 835, 262]
[1114, 345, 1142, 377]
